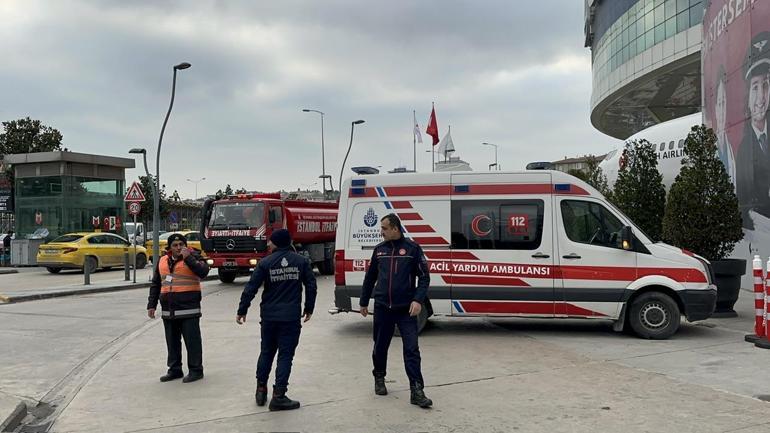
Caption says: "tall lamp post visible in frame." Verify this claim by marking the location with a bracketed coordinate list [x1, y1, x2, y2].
[482, 142, 499, 171]
[301, 108, 331, 197]
[339, 120, 366, 195]
[151, 61, 191, 271]
[186, 177, 206, 200]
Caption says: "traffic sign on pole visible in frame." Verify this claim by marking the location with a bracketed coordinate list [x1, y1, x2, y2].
[125, 182, 146, 202]
[129, 202, 141, 216]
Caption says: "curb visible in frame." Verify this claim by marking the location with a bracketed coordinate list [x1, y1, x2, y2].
[0, 275, 221, 304]
[0, 399, 26, 432]
[0, 269, 18, 275]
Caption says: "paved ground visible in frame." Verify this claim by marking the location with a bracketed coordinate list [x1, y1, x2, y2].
[2, 273, 770, 432]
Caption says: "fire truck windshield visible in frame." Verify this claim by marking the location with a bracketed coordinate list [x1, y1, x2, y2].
[208, 202, 265, 229]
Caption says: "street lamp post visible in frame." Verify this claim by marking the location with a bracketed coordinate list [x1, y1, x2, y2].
[302, 108, 331, 196]
[186, 177, 206, 200]
[151, 62, 191, 272]
[339, 120, 366, 195]
[482, 142, 500, 171]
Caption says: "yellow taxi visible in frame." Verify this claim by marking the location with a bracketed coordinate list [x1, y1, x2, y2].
[145, 230, 205, 262]
[36, 232, 149, 273]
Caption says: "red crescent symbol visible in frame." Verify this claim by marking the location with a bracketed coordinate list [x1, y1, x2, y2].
[471, 214, 492, 237]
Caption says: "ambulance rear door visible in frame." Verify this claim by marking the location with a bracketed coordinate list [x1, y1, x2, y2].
[448, 172, 555, 317]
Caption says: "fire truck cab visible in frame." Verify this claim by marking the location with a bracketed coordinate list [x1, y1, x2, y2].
[332, 171, 716, 339]
[200, 193, 337, 283]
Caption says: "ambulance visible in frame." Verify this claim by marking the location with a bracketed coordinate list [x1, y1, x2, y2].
[331, 170, 717, 339]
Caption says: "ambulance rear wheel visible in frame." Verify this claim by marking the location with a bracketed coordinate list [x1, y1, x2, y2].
[218, 270, 237, 284]
[628, 292, 680, 340]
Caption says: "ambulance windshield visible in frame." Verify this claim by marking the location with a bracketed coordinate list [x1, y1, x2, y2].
[208, 202, 265, 229]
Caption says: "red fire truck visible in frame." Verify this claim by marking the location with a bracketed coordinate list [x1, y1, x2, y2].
[200, 193, 338, 283]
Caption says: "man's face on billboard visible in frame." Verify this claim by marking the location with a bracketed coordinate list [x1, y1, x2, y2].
[748, 73, 770, 126]
[716, 79, 727, 135]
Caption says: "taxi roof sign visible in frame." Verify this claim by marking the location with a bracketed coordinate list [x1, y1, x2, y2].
[124, 181, 146, 202]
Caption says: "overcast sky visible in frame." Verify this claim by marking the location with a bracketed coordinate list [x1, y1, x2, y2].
[1, 0, 620, 198]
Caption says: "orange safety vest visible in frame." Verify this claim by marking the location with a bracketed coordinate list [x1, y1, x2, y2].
[159, 255, 202, 294]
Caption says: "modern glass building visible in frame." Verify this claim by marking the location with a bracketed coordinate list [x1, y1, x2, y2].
[4, 151, 134, 239]
[585, 0, 705, 139]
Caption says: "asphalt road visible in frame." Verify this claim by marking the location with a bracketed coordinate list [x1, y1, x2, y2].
[1, 274, 770, 432]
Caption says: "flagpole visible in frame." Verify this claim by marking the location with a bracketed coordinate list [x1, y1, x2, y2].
[413, 110, 417, 172]
[431, 103, 435, 172]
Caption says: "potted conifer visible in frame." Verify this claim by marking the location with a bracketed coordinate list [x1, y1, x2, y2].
[662, 125, 744, 316]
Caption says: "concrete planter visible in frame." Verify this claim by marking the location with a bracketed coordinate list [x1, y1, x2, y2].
[711, 258, 747, 317]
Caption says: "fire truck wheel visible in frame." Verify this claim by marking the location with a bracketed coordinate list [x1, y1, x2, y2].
[218, 270, 237, 284]
[628, 291, 680, 340]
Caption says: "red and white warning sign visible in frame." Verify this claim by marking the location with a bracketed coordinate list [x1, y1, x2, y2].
[124, 181, 146, 202]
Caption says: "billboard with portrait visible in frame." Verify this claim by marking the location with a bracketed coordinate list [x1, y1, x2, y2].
[703, 0, 770, 232]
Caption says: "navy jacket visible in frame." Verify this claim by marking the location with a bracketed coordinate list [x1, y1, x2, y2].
[237, 247, 318, 322]
[360, 236, 430, 310]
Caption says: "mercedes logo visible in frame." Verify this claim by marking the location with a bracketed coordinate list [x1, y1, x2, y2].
[226, 239, 236, 250]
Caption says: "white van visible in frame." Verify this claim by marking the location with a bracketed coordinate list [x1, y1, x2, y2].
[332, 171, 716, 339]
[125, 222, 145, 246]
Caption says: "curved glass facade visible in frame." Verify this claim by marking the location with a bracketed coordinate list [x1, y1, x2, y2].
[593, 0, 703, 81]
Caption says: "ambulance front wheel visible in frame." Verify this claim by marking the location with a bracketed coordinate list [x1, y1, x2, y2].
[628, 291, 680, 340]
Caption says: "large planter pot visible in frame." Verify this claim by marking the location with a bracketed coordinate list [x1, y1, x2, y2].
[711, 258, 747, 317]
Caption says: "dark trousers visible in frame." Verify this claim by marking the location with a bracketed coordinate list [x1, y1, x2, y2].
[163, 317, 203, 375]
[257, 320, 301, 390]
[372, 304, 424, 386]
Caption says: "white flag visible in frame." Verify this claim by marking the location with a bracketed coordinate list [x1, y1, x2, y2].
[436, 130, 455, 158]
[414, 122, 423, 144]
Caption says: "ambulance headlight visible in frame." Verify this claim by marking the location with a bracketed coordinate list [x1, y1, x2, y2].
[249, 259, 258, 266]
[206, 259, 214, 265]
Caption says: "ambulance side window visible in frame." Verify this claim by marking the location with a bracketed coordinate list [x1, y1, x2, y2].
[450, 200, 544, 250]
[560, 200, 624, 249]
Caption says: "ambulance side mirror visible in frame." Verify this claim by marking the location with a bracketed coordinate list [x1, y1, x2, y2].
[620, 226, 633, 251]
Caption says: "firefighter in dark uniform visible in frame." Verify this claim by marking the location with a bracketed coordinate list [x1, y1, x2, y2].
[236, 229, 317, 411]
[360, 213, 432, 408]
[147, 233, 209, 383]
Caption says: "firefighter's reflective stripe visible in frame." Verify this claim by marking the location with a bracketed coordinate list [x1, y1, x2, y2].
[162, 308, 201, 317]
[159, 256, 202, 293]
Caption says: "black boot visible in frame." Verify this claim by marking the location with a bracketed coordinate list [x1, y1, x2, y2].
[159, 371, 183, 382]
[255, 382, 268, 406]
[269, 386, 300, 411]
[410, 383, 433, 408]
[374, 374, 388, 396]
[182, 372, 204, 383]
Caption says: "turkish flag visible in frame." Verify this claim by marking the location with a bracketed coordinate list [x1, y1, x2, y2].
[426, 107, 439, 146]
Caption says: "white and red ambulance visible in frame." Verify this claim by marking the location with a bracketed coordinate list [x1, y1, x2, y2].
[331, 170, 717, 339]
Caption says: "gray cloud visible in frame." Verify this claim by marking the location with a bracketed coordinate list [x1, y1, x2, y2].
[1, 0, 619, 197]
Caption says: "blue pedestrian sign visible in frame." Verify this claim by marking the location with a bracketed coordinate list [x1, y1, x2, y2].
[169, 212, 178, 223]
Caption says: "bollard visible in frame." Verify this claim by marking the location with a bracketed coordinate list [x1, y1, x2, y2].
[745, 255, 764, 343]
[757, 259, 770, 349]
[84, 259, 91, 286]
[124, 252, 130, 281]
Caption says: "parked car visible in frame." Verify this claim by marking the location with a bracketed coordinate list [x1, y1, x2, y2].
[36, 232, 148, 273]
[146, 230, 204, 262]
